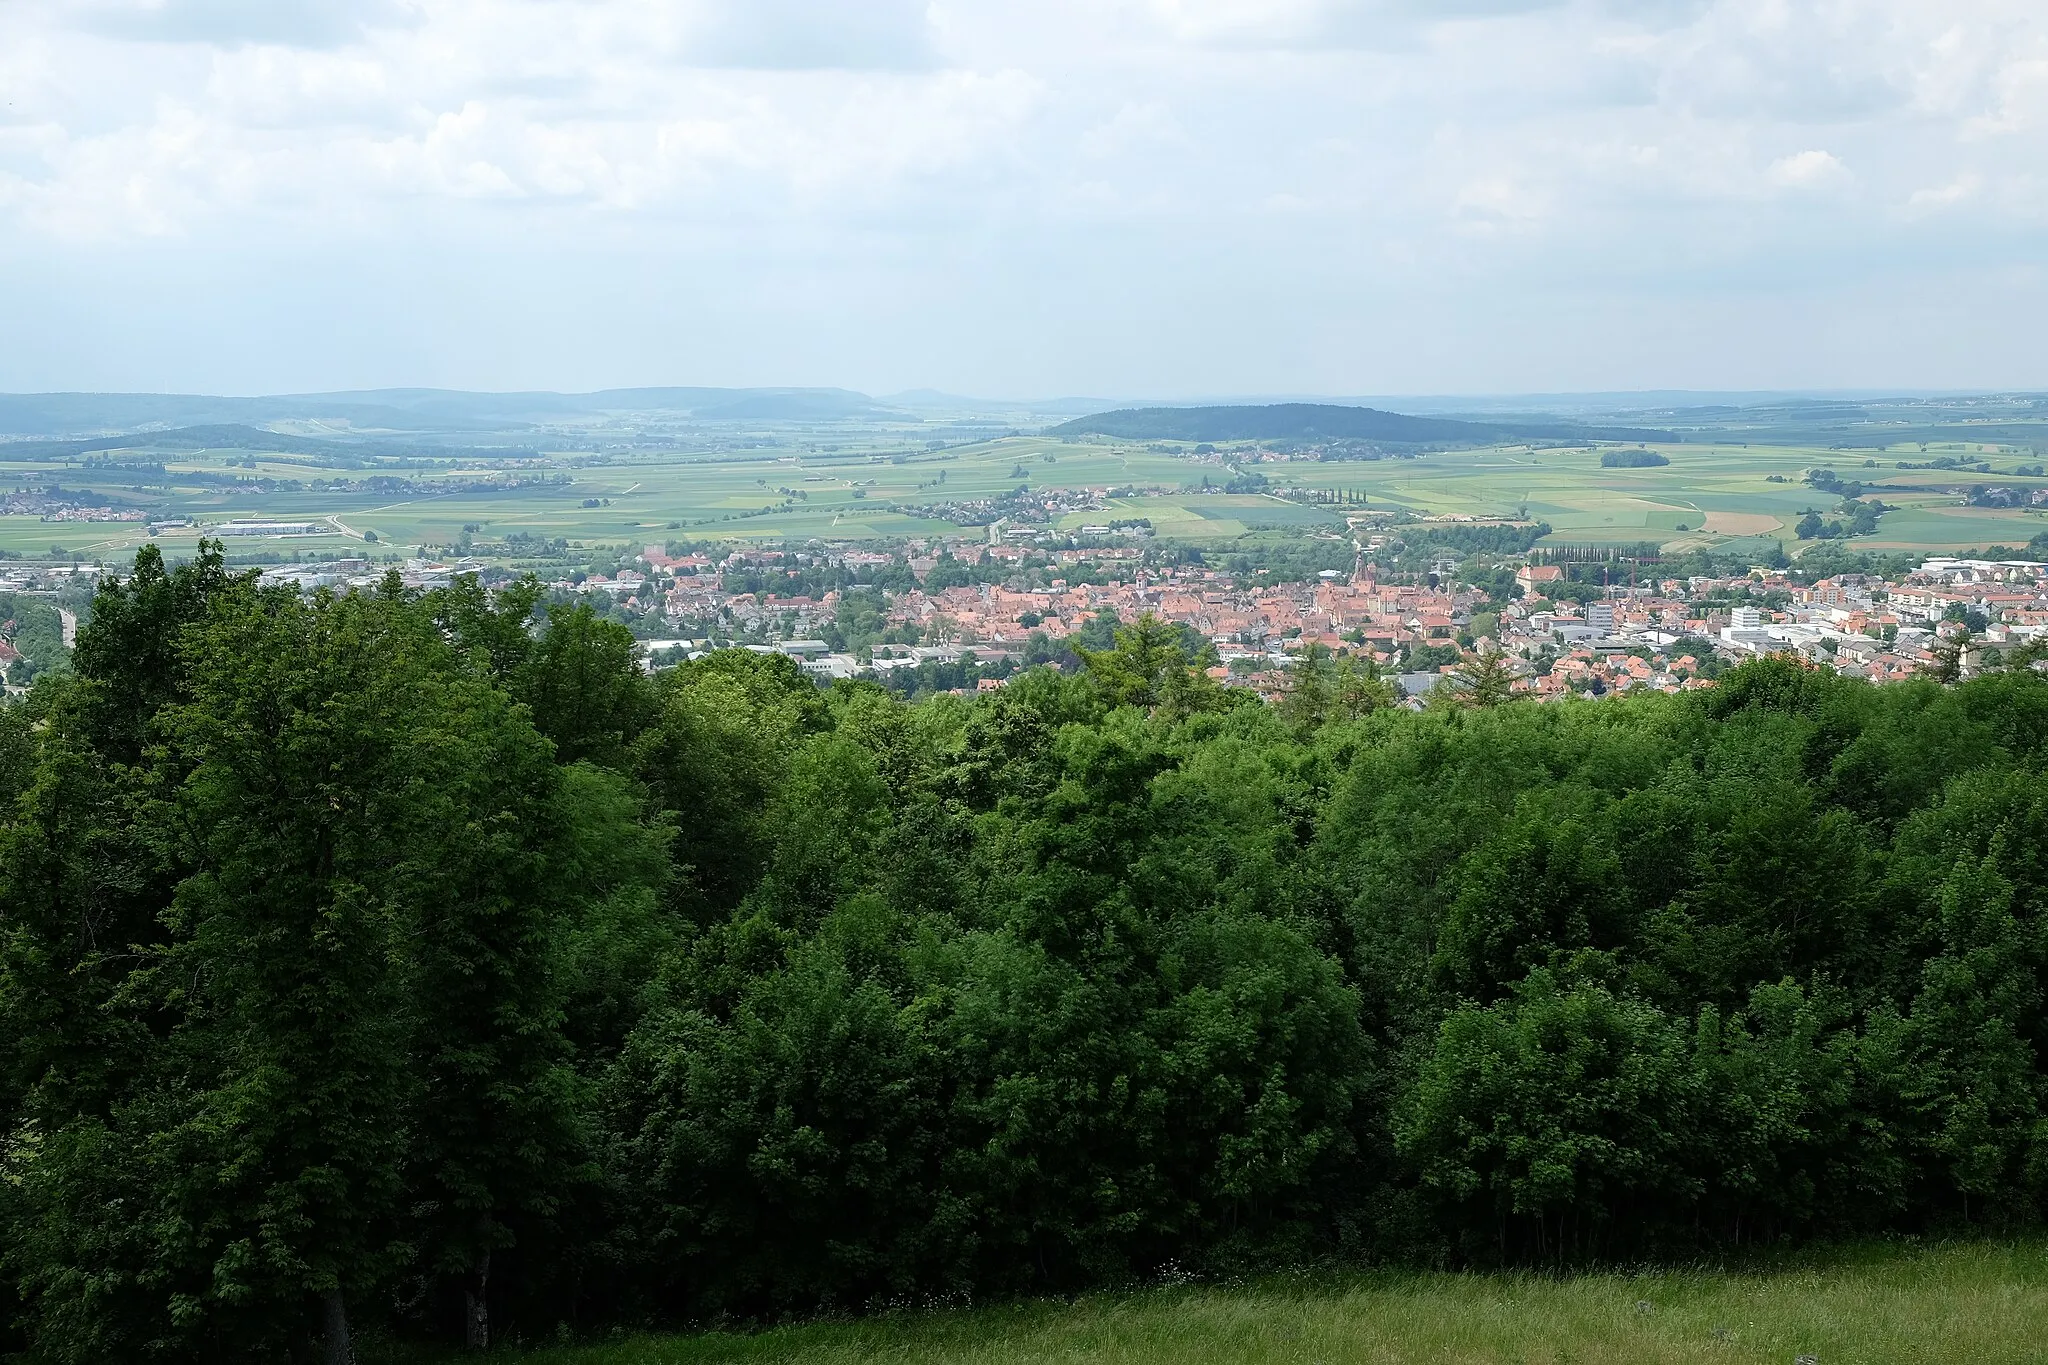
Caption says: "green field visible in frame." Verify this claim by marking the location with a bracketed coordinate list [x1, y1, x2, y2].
[1241, 442, 2048, 554]
[9, 432, 2048, 562]
[371, 1240, 2046, 1365]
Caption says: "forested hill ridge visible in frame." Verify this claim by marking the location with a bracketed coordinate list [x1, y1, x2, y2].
[1, 422, 447, 462]
[6, 546, 2048, 1360]
[0, 386, 891, 436]
[1050, 402, 1676, 444]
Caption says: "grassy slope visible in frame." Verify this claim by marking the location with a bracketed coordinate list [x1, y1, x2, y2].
[377, 1240, 2048, 1365]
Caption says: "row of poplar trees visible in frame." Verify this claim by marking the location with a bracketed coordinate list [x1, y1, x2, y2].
[5, 543, 2048, 1360]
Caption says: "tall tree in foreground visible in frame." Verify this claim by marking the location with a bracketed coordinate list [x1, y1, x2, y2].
[5, 575, 594, 1360]
[397, 642, 593, 1350]
[76, 579, 424, 1360]
[516, 602, 650, 768]
[65, 541, 235, 765]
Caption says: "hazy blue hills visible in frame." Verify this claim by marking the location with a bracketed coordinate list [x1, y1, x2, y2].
[6, 388, 2038, 450]
[7, 423, 357, 459]
[0, 387, 895, 437]
[0, 392, 451, 436]
[1051, 402, 1674, 444]
[0, 423, 548, 465]
[687, 390, 895, 420]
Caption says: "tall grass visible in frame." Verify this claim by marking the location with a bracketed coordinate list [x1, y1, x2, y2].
[376, 1239, 2048, 1365]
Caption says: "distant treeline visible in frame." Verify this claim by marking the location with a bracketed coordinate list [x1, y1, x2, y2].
[1600, 448, 1670, 467]
[1531, 543, 1665, 565]
[721, 557, 921, 598]
[0, 423, 542, 467]
[1979, 531, 2048, 562]
[0, 387, 889, 438]
[1220, 538, 1360, 582]
[1816, 426, 2047, 451]
[9, 547, 2048, 1361]
[1403, 522, 1554, 556]
[1052, 404, 1676, 446]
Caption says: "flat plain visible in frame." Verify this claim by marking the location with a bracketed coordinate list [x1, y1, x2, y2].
[8, 430, 2048, 561]
[370, 1239, 2048, 1365]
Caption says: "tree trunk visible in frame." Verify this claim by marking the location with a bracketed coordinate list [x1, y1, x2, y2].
[465, 1249, 491, 1351]
[323, 1286, 355, 1365]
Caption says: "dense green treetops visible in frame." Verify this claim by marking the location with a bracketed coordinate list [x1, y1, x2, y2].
[1599, 448, 1671, 467]
[5, 543, 2048, 1358]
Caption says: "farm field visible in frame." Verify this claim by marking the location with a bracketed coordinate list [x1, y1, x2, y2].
[7, 431, 2048, 562]
[370, 1239, 2048, 1365]
[1247, 442, 2048, 553]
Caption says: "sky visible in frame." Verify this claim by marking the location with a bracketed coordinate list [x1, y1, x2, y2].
[2, 0, 2046, 399]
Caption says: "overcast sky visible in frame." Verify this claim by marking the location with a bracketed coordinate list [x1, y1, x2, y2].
[3, 0, 2045, 398]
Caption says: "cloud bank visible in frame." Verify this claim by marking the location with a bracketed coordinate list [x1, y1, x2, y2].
[2, 0, 2044, 395]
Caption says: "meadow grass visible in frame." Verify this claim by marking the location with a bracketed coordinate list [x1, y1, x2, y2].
[386, 1239, 2048, 1365]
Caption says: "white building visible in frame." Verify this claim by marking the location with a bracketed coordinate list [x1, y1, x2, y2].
[1721, 606, 1771, 652]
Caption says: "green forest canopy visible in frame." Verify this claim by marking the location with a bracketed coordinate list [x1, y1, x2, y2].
[4, 544, 2048, 1360]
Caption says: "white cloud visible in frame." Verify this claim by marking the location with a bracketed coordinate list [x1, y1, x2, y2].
[3, 0, 2048, 393]
[1906, 173, 1982, 212]
[1968, 54, 2048, 135]
[1135, 0, 1570, 50]
[1767, 149, 1848, 189]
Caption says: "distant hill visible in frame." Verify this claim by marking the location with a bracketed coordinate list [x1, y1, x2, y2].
[0, 387, 900, 437]
[0, 423, 537, 465]
[690, 390, 895, 420]
[312, 387, 891, 422]
[1049, 403, 1673, 444]
[2, 423, 357, 460]
[0, 393, 455, 436]
[878, 389, 989, 409]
